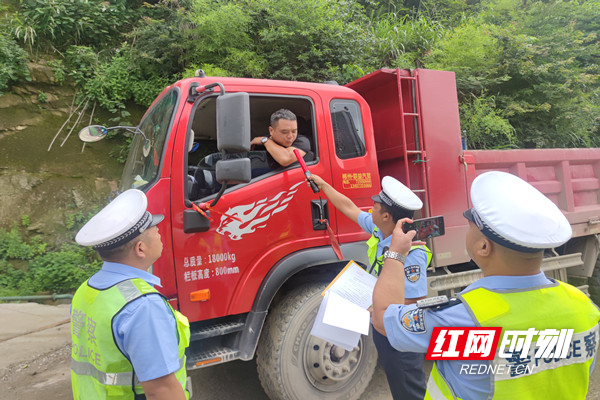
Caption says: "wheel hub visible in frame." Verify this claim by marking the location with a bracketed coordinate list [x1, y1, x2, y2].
[304, 335, 363, 391]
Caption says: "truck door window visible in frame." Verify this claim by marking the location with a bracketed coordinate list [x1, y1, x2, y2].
[187, 95, 316, 202]
[330, 99, 365, 159]
[120, 89, 179, 191]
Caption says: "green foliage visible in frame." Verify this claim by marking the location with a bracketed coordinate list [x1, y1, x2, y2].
[16, 0, 134, 50]
[460, 94, 516, 149]
[481, 0, 600, 148]
[64, 45, 100, 87]
[0, 227, 45, 259]
[418, 0, 472, 24]
[0, 224, 100, 296]
[65, 211, 86, 230]
[371, 13, 445, 68]
[250, 0, 374, 82]
[21, 214, 29, 227]
[182, 64, 232, 79]
[183, 0, 377, 82]
[0, 260, 27, 295]
[126, 14, 189, 78]
[187, 0, 256, 75]
[1, 0, 599, 151]
[0, 228, 32, 259]
[37, 90, 47, 103]
[424, 20, 508, 94]
[26, 244, 102, 293]
[84, 54, 133, 112]
[333, 64, 368, 85]
[47, 59, 66, 84]
[65, 204, 103, 231]
[0, 32, 30, 93]
[71, 49, 169, 112]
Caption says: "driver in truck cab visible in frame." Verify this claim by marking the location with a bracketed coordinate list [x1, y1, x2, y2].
[309, 174, 432, 400]
[250, 108, 312, 169]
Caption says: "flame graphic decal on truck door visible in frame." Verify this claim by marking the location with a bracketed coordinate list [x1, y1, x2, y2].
[216, 182, 303, 240]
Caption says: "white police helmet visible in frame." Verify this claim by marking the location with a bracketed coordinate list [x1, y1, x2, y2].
[75, 189, 164, 250]
[372, 176, 423, 212]
[464, 171, 572, 252]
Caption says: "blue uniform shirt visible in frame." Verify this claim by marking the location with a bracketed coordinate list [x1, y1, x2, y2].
[88, 262, 181, 382]
[382, 272, 577, 400]
[358, 211, 428, 299]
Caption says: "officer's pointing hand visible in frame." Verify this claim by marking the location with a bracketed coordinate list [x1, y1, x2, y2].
[309, 174, 326, 190]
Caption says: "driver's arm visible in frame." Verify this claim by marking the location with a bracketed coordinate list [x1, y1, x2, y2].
[263, 139, 305, 167]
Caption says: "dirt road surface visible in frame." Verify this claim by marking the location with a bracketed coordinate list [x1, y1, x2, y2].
[1, 302, 599, 400]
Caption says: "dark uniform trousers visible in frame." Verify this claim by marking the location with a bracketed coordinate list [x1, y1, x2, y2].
[372, 326, 426, 400]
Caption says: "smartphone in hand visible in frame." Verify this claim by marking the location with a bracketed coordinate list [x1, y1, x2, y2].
[403, 216, 445, 240]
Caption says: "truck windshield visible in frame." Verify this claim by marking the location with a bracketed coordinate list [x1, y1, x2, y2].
[120, 90, 178, 191]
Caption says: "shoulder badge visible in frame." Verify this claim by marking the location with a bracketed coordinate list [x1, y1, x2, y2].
[417, 295, 449, 309]
[417, 295, 462, 311]
[404, 265, 421, 282]
[400, 308, 427, 334]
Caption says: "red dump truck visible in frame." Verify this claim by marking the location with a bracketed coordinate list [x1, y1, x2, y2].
[81, 68, 600, 399]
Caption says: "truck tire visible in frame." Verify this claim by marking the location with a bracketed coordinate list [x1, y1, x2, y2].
[256, 281, 377, 400]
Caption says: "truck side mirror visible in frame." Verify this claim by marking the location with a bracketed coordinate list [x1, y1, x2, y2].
[79, 125, 108, 142]
[216, 92, 251, 153]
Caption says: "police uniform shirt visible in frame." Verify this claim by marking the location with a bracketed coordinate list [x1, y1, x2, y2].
[87, 261, 181, 382]
[382, 272, 589, 400]
[357, 211, 427, 299]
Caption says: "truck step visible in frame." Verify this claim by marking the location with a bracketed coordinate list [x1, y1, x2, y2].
[189, 321, 245, 341]
[186, 346, 239, 369]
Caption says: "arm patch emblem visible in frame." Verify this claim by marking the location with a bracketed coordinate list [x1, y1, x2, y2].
[404, 265, 421, 282]
[400, 308, 427, 334]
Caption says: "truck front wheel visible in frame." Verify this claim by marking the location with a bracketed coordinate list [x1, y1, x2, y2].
[256, 282, 377, 400]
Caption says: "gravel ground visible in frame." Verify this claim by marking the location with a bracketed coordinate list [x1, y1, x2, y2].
[2, 343, 599, 400]
[0, 343, 392, 400]
[0, 343, 72, 400]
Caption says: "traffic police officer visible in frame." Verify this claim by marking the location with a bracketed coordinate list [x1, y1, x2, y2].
[71, 189, 191, 400]
[372, 171, 600, 399]
[310, 174, 431, 400]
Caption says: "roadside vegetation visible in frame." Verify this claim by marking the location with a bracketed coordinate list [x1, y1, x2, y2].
[1, 0, 600, 296]
[0, 214, 101, 297]
[2, 0, 599, 149]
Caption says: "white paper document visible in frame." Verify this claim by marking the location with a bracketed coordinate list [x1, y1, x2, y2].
[310, 260, 377, 351]
[323, 260, 377, 308]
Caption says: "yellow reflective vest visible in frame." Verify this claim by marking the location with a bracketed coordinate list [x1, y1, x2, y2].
[426, 280, 600, 399]
[366, 227, 432, 276]
[71, 278, 190, 399]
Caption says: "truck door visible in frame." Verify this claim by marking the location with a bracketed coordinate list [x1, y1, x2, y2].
[325, 97, 380, 254]
[169, 88, 336, 322]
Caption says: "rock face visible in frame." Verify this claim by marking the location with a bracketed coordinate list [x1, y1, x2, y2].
[0, 170, 118, 242]
[27, 62, 56, 85]
[0, 93, 25, 109]
[0, 62, 125, 245]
